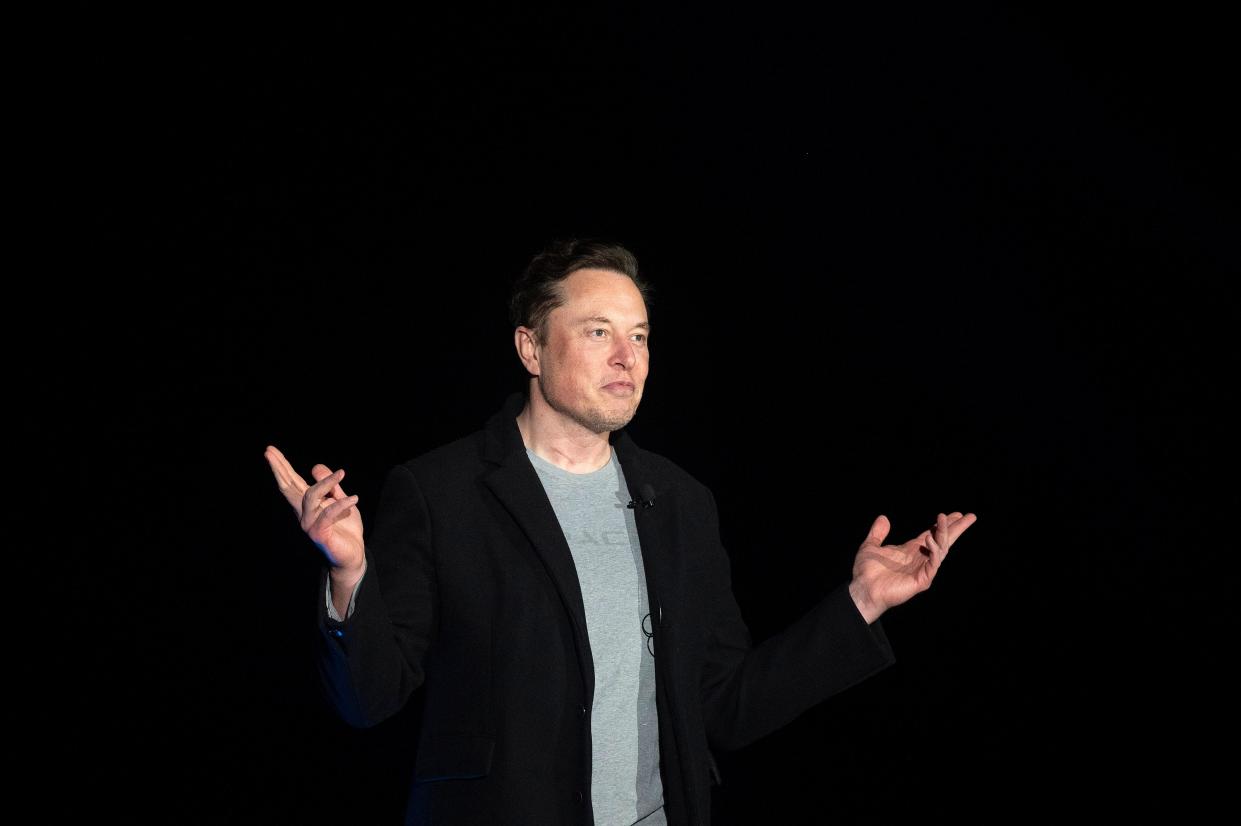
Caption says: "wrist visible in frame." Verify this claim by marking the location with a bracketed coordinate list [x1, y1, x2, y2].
[848, 579, 883, 625]
[330, 557, 366, 590]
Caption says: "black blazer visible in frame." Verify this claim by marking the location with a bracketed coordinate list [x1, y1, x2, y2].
[318, 391, 896, 825]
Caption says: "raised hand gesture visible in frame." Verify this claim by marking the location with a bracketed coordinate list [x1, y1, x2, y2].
[848, 511, 977, 623]
[264, 445, 365, 584]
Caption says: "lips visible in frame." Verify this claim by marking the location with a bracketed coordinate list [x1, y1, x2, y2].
[602, 381, 635, 391]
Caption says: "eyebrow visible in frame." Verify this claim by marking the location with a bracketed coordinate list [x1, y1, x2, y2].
[579, 315, 650, 330]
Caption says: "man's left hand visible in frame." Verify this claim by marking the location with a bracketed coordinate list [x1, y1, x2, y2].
[848, 512, 977, 623]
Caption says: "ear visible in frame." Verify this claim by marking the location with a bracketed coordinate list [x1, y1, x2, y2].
[514, 326, 541, 376]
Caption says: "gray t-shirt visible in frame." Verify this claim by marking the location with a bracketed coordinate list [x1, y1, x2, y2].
[527, 446, 666, 826]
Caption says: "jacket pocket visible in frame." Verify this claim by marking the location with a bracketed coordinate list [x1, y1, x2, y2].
[413, 733, 496, 781]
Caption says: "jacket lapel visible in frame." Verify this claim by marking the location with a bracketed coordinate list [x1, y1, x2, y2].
[610, 429, 681, 650]
[610, 427, 696, 820]
[480, 393, 595, 702]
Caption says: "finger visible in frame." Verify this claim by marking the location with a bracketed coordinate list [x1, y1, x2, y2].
[303, 468, 345, 513]
[865, 515, 891, 547]
[300, 478, 345, 533]
[925, 532, 945, 568]
[311, 464, 349, 499]
[944, 512, 978, 545]
[265, 445, 310, 508]
[264, 445, 298, 483]
[312, 494, 360, 532]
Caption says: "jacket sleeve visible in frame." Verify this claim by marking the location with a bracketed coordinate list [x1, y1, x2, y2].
[698, 488, 896, 751]
[316, 463, 438, 727]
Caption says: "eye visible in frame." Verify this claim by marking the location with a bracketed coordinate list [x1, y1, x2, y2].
[631, 333, 647, 343]
[590, 328, 608, 338]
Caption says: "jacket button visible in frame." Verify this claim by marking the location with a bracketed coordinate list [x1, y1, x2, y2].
[579, 705, 586, 716]
[575, 790, 584, 803]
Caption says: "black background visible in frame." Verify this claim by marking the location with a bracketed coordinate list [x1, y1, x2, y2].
[54, 4, 1236, 823]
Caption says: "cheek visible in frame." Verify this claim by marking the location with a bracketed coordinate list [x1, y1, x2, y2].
[557, 352, 592, 391]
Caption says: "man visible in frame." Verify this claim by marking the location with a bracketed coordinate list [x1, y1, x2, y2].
[264, 238, 976, 825]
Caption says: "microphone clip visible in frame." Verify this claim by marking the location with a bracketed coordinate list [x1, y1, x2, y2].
[627, 484, 657, 510]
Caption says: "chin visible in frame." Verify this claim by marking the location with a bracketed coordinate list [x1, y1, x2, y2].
[583, 401, 639, 434]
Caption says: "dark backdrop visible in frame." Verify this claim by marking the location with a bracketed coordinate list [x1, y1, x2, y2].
[56, 4, 1235, 823]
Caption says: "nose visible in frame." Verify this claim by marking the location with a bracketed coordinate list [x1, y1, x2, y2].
[611, 338, 638, 370]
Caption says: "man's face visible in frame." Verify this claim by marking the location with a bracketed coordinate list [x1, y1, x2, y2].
[533, 267, 650, 434]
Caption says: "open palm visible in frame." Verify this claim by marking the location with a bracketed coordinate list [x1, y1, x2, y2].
[851, 511, 976, 619]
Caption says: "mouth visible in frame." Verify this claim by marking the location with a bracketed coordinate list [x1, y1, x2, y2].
[602, 381, 635, 394]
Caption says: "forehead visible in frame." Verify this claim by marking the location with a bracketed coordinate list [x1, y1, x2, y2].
[555, 268, 647, 319]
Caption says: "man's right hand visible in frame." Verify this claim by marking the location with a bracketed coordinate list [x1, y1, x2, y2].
[264, 445, 366, 586]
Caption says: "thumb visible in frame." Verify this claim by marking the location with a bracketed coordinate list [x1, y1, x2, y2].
[865, 514, 890, 547]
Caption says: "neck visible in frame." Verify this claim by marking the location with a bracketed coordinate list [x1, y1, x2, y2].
[516, 383, 613, 474]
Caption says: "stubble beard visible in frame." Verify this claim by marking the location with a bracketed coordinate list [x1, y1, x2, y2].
[538, 375, 639, 434]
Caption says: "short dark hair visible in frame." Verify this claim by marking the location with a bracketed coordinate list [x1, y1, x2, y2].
[509, 237, 652, 343]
